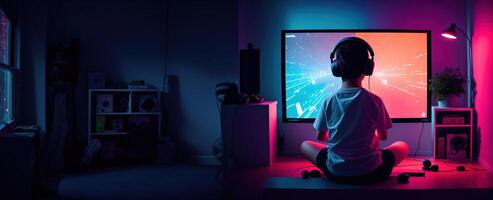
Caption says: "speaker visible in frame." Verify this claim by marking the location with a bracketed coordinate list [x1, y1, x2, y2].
[437, 136, 445, 159]
[96, 94, 113, 113]
[138, 95, 158, 112]
[240, 44, 260, 95]
[447, 133, 468, 161]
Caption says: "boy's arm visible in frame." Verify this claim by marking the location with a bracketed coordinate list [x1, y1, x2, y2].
[317, 130, 329, 141]
[376, 97, 392, 141]
[313, 98, 329, 141]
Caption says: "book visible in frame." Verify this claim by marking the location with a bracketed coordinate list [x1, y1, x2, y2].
[95, 115, 106, 133]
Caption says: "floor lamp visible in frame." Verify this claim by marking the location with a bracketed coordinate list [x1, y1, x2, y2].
[441, 23, 473, 107]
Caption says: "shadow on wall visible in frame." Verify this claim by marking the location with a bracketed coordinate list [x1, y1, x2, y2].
[164, 75, 187, 161]
[473, 77, 479, 160]
[476, 126, 481, 161]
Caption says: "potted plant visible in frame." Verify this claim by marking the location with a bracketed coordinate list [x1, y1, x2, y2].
[430, 67, 466, 107]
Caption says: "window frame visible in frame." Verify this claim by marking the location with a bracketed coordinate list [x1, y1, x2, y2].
[0, 10, 16, 126]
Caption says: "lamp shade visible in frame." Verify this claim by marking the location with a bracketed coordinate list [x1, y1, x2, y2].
[441, 23, 457, 39]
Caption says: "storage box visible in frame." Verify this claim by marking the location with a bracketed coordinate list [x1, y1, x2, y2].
[442, 116, 464, 125]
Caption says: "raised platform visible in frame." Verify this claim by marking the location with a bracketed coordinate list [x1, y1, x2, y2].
[262, 158, 493, 200]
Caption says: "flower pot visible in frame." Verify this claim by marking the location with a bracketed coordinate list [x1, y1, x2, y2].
[438, 95, 461, 107]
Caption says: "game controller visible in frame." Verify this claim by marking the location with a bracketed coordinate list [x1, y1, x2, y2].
[422, 159, 439, 172]
[398, 173, 410, 183]
[301, 169, 322, 179]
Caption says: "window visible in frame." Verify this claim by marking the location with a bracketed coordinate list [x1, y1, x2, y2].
[0, 8, 13, 124]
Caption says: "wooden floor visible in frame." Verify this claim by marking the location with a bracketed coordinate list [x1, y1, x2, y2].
[260, 157, 493, 200]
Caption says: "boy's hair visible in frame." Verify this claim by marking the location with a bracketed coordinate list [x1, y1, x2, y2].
[334, 41, 371, 80]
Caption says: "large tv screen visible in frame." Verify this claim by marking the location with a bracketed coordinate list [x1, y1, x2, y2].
[282, 30, 431, 123]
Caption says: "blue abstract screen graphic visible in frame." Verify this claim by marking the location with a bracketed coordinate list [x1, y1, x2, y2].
[284, 33, 352, 119]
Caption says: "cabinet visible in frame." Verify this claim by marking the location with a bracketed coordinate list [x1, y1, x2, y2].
[0, 130, 39, 200]
[432, 107, 473, 161]
[221, 101, 277, 167]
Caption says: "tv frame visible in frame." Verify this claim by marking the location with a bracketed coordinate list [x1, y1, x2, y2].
[281, 29, 431, 123]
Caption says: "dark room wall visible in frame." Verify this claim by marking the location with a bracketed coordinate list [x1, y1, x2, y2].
[165, 0, 238, 162]
[239, 0, 468, 155]
[19, 0, 48, 130]
[473, 0, 493, 170]
[47, 0, 166, 145]
[46, 0, 238, 161]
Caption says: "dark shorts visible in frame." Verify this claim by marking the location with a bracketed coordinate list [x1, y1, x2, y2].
[315, 148, 395, 184]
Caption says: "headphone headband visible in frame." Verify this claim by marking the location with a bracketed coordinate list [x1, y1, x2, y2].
[330, 37, 374, 60]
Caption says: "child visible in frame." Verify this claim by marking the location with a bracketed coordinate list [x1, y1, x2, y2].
[300, 37, 409, 184]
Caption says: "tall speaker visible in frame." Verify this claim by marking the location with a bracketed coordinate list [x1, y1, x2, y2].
[240, 44, 260, 95]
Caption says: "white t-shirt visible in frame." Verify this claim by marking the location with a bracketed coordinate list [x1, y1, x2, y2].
[313, 87, 392, 176]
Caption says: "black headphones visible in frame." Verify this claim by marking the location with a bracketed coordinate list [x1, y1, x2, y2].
[330, 37, 375, 77]
[215, 82, 242, 104]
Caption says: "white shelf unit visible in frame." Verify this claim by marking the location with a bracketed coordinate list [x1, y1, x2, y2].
[88, 89, 162, 141]
[431, 106, 473, 161]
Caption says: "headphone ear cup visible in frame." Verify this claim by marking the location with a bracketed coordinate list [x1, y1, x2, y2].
[365, 58, 375, 76]
[431, 165, 439, 172]
[309, 170, 321, 178]
[301, 170, 310, 179]
[331, 60, 342, 77]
